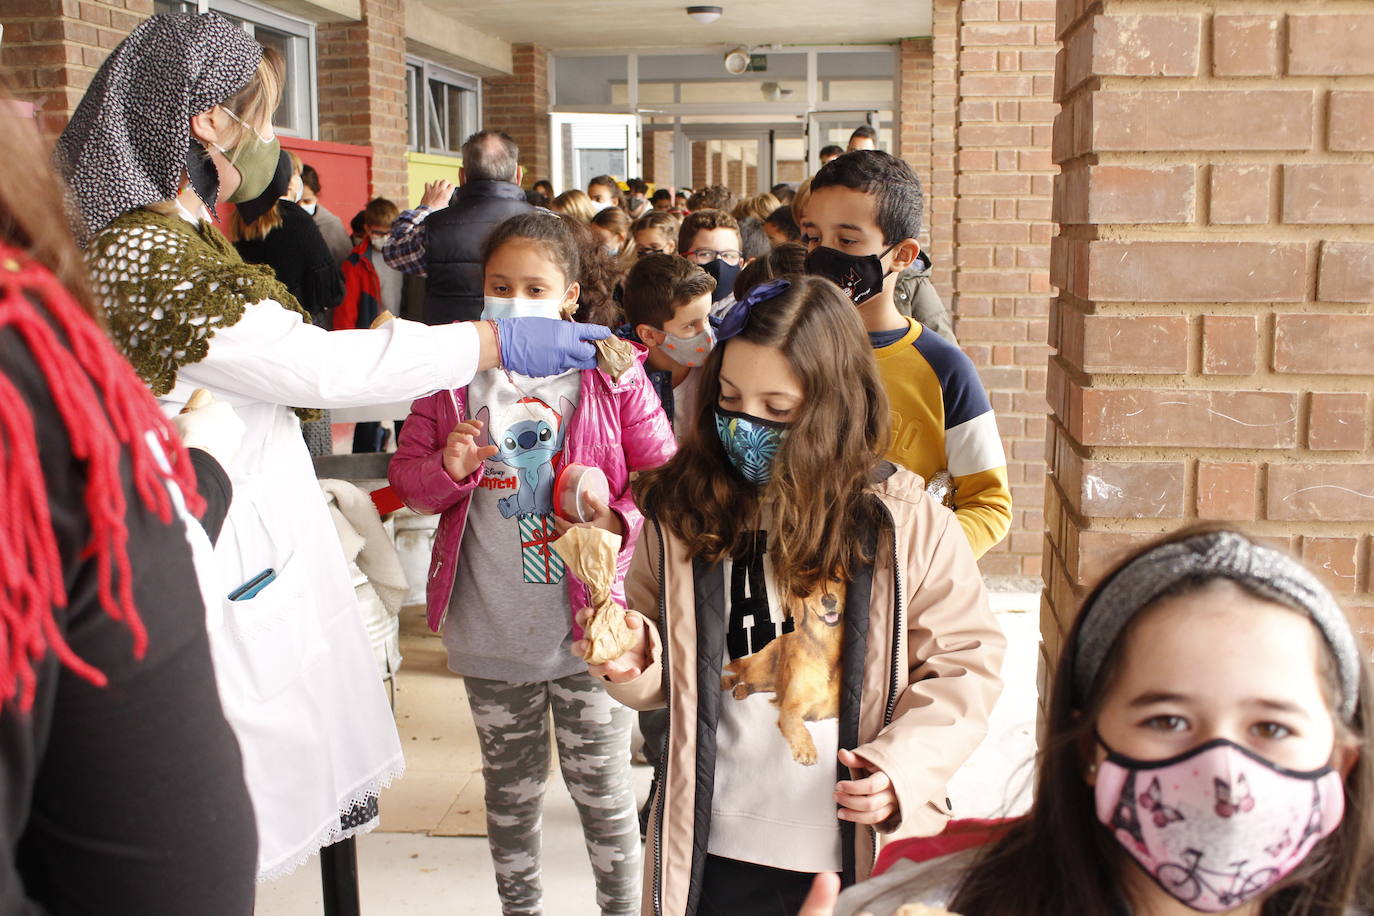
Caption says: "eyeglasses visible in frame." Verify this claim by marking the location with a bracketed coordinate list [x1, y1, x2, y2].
[685, 248, 743, 266]
[219, 105, 271, 145]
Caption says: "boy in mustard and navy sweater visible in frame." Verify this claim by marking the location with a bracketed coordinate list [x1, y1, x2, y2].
[800, 151, 1011, 557]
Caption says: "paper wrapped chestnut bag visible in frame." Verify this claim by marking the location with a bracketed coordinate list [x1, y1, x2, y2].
[553, 525, 634, 665]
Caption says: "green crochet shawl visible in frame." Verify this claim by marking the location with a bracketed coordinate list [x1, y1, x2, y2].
[86, 207, 316, 404]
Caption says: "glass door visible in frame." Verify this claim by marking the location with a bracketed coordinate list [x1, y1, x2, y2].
[549, 113, 641, 195]
[806, 109, 882, 170]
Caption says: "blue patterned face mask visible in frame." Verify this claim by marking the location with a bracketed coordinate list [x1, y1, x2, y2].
[714, 405, 790, 485]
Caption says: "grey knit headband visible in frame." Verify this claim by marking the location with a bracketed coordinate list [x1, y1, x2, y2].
[1073, 530, 1361, 721]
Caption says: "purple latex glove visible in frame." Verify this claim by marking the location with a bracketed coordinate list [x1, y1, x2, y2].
[494, 318, 611, 377]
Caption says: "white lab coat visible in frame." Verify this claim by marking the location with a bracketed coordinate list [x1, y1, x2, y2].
[162, 299, 479, 881]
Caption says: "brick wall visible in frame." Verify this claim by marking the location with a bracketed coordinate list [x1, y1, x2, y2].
[481, 43, 549, 186]
[1045, 1, 1374, 673]
[897, 0, 1057, 580]
[898, 38, 934, 243]
[317, 0, 407, 201]
[776, 159, 806, 183]
[0, 0, 151, 139]
[953, 0, 1058, 578]
[642, 130, 672, 187]
[691, 141, 708, 188]
[929, 0, 961, 303]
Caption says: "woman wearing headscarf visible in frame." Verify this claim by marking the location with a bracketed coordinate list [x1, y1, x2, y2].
[0, 91, 256, 912]
[55, 12, 611, 883]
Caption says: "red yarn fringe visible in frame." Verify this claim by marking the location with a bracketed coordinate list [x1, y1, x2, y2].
[0, 244, 204, 712]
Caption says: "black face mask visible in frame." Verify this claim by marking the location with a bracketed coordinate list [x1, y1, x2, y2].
[702, 259, 741, 302]
[184, 140, 219, 209]
[804, 243, 900, 305]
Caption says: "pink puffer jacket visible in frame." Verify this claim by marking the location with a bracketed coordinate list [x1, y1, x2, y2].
[388, 349, 677, 632]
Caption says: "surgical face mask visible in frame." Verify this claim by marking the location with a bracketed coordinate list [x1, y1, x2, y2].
[480, 289, 571, 321]
[701, 259, 741, 303]
[805, 243, 900, 305]
[300, 201, 318, 216]
[1095, 737, 1345, 913]
[714, 405, 789, 486]
[590, 199, 614, 214]
[605, 244, 621, 257]
[214, 106, 282, 204]
[369, 232, 390, 248]
[659, 325, 716, 368]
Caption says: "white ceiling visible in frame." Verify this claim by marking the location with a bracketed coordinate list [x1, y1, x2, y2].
[424, 0, 933, 50]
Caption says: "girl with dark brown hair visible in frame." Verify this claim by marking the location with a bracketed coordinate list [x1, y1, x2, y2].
[824, 526, 1374, 916]
[577, 276, 1005, 916]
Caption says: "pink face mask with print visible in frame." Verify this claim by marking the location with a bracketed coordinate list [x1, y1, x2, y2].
[1094, 738, 1345, 913]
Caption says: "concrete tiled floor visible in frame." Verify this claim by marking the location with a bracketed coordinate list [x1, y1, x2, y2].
[255, 592, 1039, 915]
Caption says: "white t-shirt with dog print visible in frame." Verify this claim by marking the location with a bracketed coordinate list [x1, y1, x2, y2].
[708, 531, 846, 873]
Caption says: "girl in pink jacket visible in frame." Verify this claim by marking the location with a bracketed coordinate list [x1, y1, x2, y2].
[389, 212, 676, 916]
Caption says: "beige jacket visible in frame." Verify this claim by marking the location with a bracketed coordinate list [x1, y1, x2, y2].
[607, 465, 1005, 916]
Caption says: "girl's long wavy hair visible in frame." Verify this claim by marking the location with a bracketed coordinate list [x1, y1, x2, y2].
[949, 525, 1374, 916]
[634, 274, 890, 596]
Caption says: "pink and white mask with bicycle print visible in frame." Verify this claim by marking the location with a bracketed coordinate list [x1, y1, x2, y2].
[1094, 738, 1345, 912]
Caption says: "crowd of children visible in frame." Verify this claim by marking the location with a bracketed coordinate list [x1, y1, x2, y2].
[6, 15, 1368, 913]
[370, 148, 1374, 916]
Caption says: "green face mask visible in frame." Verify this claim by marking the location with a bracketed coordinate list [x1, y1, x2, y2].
[215, 106, 281, 203]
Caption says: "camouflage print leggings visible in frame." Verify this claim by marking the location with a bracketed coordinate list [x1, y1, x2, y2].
[464, 671, 641, 916]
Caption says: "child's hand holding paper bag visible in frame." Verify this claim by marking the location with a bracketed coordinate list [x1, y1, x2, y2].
[558, 526, 649, 674]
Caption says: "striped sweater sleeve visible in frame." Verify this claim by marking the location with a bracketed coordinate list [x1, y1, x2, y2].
[913, 331, 1013, 558]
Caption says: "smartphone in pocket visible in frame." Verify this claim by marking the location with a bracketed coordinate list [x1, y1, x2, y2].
[228, 568, 277, 601]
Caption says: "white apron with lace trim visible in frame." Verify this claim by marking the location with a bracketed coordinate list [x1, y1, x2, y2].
[168, 392, 405, 881]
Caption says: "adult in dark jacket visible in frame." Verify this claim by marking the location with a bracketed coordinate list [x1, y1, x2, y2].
[384, 130, 533, 325]
[232, 152, 343, 327]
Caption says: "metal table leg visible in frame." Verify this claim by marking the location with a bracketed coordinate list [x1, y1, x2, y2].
[321, 836, 362, 916]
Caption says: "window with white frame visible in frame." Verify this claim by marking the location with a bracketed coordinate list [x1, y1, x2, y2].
[163, 0, 319, 139]
[407, 58, 481, 156]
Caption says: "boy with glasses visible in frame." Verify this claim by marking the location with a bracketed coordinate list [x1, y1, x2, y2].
[678, 208, 743, 313]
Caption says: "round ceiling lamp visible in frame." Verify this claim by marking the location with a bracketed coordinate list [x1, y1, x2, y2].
[686, 5, 723, 24]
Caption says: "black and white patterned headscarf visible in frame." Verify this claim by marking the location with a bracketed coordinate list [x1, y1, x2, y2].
[55, 13, 262, 246]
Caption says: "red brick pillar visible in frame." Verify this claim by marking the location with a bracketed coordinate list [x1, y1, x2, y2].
[729, 156, 745, 197]
[711, 149, 725, 190]
[928, 0, 961, 304]
[897, 37, 934, 223]
[0, 0, 153, 139]
[481, 43, 550, 186]
[317, 0, 407, 201]
[647, 130, 672, 186]
[953, 0, 1058, 578]
[1045, 3, 1374, 669]
[745, 165, 757, 197]
[691, 141, 708, 188]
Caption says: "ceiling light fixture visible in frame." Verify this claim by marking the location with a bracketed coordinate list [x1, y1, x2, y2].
[686, 5, 723, 24]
